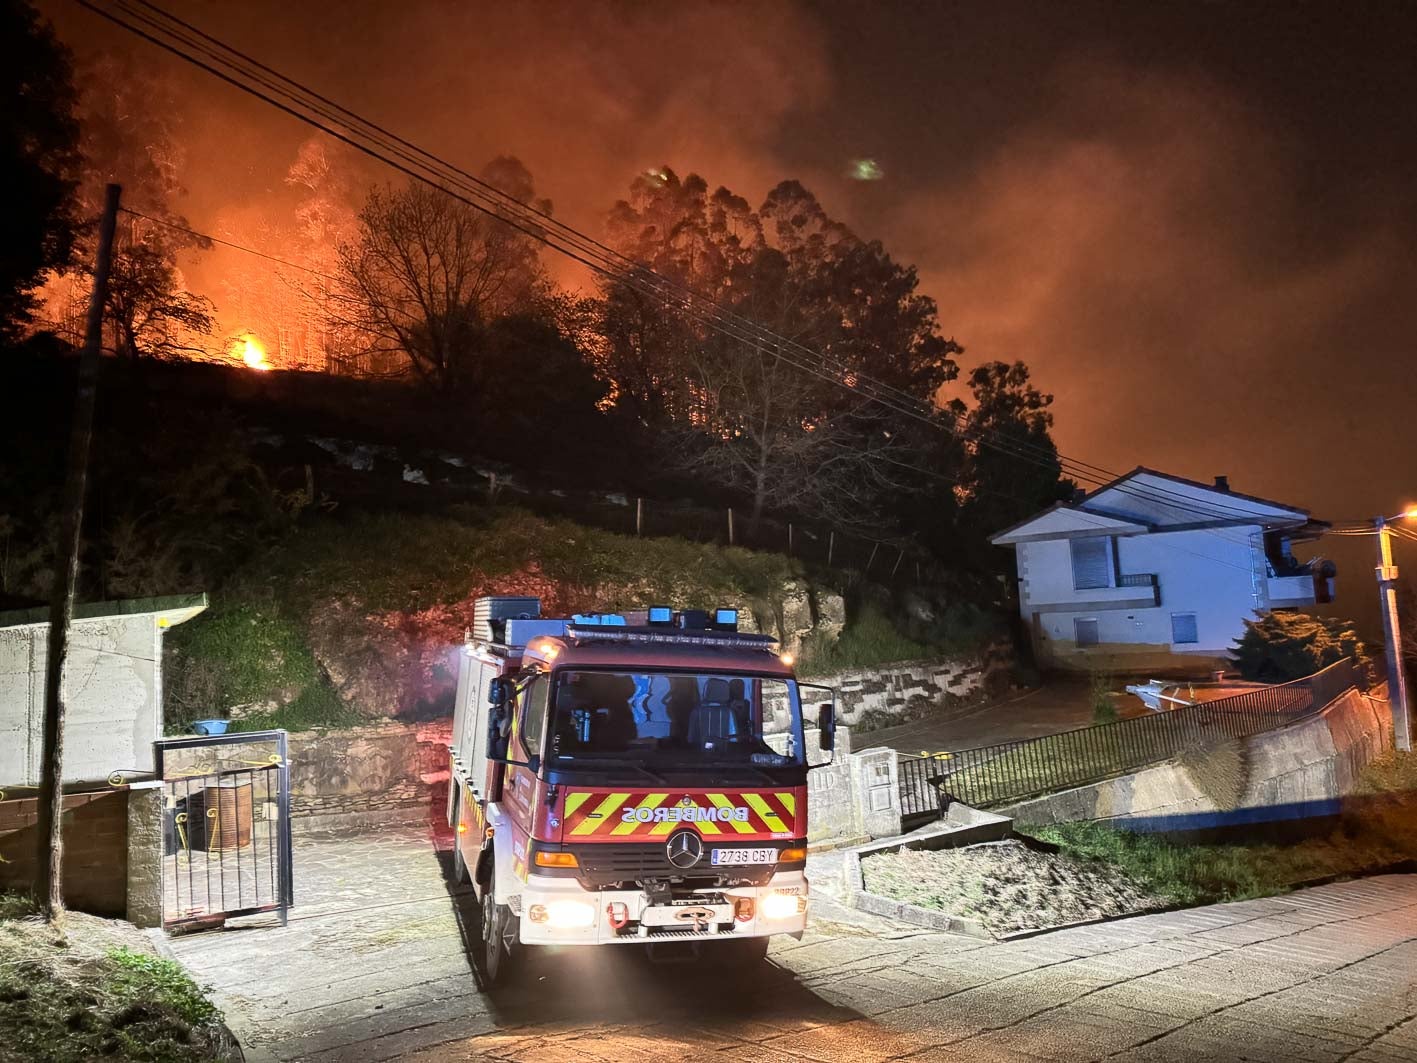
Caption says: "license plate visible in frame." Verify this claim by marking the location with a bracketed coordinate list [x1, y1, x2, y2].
[711, 847, 776, 866]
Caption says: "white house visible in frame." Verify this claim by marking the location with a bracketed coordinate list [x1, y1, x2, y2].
[991, 469, 1334, 672]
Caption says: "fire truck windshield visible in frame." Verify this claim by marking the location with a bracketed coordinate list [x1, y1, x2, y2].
[544, 670, 805, 770]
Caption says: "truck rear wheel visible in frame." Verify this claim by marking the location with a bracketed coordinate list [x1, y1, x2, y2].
[475, 857, 523, 988]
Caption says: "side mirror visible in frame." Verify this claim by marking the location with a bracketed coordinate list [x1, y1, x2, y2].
[817, 702, 836, 753]
[488, 677, 511, 707]
[487, 707, 509, 761]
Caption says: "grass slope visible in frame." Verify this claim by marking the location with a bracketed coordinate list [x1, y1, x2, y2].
[1026, 749, 1417, 907]
[0, 898, 225, 1062]
[165, 507, 806, 730]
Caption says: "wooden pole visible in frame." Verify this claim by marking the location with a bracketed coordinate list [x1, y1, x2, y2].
[828, 531, 835, 567]
[866, 541, 880, 572]
[36, 184, 120, 921]
[787, 523, 794, 555]
[891, 547, 905, 578]
[636, 497, 643, 537]
[727, 507, 734, 545]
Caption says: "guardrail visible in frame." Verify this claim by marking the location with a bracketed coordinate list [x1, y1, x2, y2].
[898, 657, 1359, 815]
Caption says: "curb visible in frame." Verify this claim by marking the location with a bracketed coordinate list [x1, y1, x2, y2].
[841, 846, 995, 939]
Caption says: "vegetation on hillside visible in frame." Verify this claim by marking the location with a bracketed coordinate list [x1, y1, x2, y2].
[166, 506, 810, 729]
[1231, 610, 1372, 683]
[0, 898, 225, 1062]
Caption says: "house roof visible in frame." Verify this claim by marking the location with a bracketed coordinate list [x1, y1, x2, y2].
[992, 468, 1326, 546]
[990, 503, 1150, 545]
[1081, 467, 1313, 517]
[0, 593, 208, 630]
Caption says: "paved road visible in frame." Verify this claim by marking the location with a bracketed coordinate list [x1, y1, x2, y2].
[167, 827, 1417, 1062]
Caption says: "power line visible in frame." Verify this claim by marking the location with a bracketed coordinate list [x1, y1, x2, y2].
[121, 206, 343, 285]
[83, 0, 1319, 573]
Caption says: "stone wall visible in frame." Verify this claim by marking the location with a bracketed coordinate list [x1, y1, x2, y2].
[1004, 688, 1393, 831]
[283, 721, 448, 832]
[797, 640, 1015, 731]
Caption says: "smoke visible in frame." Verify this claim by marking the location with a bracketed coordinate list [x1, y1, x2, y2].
[900, 60, 1417, 518]
[41, 1, 1417, 540]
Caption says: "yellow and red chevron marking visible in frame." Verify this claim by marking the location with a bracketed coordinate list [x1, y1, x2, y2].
[559, 789, 801, 840]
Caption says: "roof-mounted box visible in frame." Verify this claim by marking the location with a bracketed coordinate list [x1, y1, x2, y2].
[473, 596, 541, 643]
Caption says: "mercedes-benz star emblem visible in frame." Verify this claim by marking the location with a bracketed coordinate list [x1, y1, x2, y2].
[666, 829, 704, 869]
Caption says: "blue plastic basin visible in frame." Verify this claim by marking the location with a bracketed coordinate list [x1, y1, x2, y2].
[191, 719, 230, 736]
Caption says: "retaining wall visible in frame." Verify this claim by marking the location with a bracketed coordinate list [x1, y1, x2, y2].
[284, 719, 449, 832]
[795, 640, 1015, 731]
[1004, 688, 1393, 831]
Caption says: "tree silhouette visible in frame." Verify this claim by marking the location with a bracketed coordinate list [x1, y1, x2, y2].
[0, 0, 80, 339]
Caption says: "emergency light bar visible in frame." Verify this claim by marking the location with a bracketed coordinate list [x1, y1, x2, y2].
[564, 625, 778, 651]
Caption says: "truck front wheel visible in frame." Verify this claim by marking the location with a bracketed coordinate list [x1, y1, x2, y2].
[476, 857, 523, 988]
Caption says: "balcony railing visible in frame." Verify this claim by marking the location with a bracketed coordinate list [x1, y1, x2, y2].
[1118, 572, 1160, 604]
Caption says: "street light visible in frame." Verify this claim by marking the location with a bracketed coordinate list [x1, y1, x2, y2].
[1374, 509, 1415, 752]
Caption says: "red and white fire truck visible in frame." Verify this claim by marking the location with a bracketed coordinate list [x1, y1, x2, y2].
[447, 597, 836, 985]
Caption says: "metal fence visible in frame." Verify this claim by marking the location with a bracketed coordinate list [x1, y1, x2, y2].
[898, 658, 1360, 816]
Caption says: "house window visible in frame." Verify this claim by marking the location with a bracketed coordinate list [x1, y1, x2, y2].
[1171, 613, 1199, 645]
[1075, 618, 1100, 647]
[1071, 538, 1111, 590]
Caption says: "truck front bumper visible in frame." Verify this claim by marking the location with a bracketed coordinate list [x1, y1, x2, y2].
[515, 869, 809, 946]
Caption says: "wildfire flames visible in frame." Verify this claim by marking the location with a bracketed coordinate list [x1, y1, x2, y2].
[238, 334, 271, 371]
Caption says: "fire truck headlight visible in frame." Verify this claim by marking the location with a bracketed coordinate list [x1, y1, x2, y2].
[762, 892, 807, 920]
[544, 900, 597, 929]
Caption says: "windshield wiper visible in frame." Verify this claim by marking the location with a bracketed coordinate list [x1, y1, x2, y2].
[550, 756, 667, 785]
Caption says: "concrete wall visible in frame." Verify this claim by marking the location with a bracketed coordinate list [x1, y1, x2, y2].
[795, 641, 1014, 731]
[0, 615, 164, 786]
[0, 788, 130, 915]
[1004, 688, 1392, 831]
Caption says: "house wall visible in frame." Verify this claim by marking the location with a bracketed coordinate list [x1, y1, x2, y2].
[0, 615, 163, 786]
[1020, 525, 1264, 670]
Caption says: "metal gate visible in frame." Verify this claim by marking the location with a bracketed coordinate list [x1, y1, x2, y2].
[897, 753, 948, 826]
[155, 730, 293, 929]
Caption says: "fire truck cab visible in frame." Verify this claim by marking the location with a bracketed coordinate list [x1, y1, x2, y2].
[447, 597, 835, 986]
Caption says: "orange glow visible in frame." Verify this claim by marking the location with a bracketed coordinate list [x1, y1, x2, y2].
[238, 334, 271, 371]
[1402, 507, 1417, 520]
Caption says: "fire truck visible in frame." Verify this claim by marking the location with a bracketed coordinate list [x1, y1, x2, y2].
[446, 597, 836, 985]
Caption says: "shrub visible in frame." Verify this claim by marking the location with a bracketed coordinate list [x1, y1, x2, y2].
[1231, 611, 1372, 683]
[1089, 671, 1118, 725]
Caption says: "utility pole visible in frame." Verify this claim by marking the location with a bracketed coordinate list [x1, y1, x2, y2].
[1375, 514, 1411, 752]
[35, 184, 121, 920]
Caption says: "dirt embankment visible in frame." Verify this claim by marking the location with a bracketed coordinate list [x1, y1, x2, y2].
[860, 839, 1164, 935]
[0, 899, 232, 1063]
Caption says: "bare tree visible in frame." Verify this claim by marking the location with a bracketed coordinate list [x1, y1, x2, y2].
[335, 160, 549, 392]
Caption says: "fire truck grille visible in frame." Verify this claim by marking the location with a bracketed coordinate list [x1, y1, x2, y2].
[572, 844, 775, 889]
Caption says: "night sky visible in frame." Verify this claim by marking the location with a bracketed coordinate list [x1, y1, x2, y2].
[42, 0, 1417, 622]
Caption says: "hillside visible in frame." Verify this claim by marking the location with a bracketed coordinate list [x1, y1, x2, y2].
[164, 507, 832, 731]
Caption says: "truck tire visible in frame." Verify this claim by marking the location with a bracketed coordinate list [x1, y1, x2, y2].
[475, 856, 523, 988]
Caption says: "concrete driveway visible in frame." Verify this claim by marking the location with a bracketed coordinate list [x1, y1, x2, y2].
[164, 824, 1417, 1062]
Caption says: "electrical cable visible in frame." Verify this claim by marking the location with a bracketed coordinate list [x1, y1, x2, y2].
[82, 0, 1328, 574]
